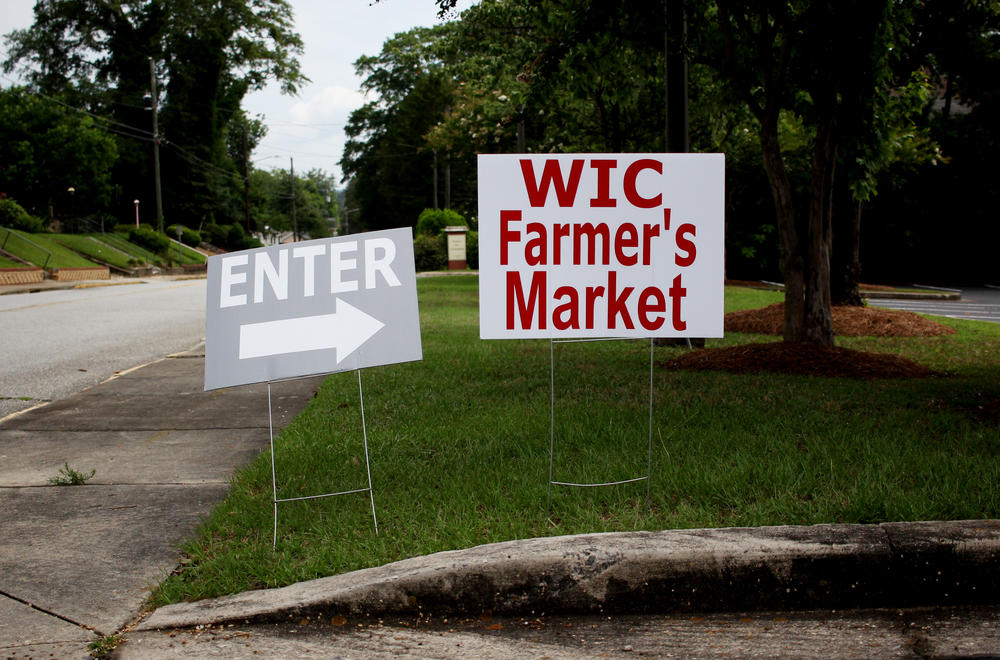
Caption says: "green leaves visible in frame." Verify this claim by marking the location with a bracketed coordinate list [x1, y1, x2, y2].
[3, 0, 306, 230]
[0, 87, 118, 219]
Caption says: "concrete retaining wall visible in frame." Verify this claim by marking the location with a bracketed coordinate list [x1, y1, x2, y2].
[162, 264, 207, 276]
[52, 267, 110, 281]
[0, 267, 44, 285]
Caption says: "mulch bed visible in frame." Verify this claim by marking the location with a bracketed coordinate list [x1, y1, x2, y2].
[660, 303, 950, 379]
[724, 303, 956, 338]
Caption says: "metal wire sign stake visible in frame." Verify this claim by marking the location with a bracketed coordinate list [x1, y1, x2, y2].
[267, 371, 379, 550]
[477, 153, 725, 511]
[203, 229, 422, 549]
[547, 337, 656, 513]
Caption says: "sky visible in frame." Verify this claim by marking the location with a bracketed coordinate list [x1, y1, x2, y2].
[0, 0, 475, 183]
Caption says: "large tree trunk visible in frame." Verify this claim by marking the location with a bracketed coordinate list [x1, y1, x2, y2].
[831, 175, 864, 306]
[758, 118, 806, 343]
[758, 115, 836, 347]
[802, 117, 836, 346]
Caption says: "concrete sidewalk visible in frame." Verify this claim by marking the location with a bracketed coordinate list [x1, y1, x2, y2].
[0, 346, 323, 658]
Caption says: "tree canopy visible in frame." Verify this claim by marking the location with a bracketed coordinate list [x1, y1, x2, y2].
[0, 86, 118, 223]
[3, 0, 306, 231]
[351, 0, 997, 344]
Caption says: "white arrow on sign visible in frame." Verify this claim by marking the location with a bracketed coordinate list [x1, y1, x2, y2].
[238, 299, 385, 363]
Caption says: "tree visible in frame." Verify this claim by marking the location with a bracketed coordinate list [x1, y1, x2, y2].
[859, 0, 1000, 286]
[415, 0, 965, 327]
[0, 86, 118, 224]
[225, 111, 269, 232]
[247, 167, 333, 240]
[157, 0, 305, 227]
[4, 0, 305, 228]
[341, 25, 477, 229]
[685, 1, 905, 345]
[427, 0, 668, 156]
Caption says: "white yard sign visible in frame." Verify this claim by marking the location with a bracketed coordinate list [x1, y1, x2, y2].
[205, 228, 422, 390]
[478, 154, 725, 339]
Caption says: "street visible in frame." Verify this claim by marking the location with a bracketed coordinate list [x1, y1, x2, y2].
[0, 278, 207, 419]
[869, 287, 1000, 323]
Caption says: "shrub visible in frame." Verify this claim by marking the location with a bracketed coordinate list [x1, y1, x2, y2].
[0, 198, 45, 232]
[416, 208, 466, 237]
[126, 225, 171, 253]
[201, 222, 261, 251]
[167, 224, 202, 247]
[201, 222, 227, 247]
[226, 223, 263, 251]
[413, 233, 447, 272]
[466, 230, 478, 270]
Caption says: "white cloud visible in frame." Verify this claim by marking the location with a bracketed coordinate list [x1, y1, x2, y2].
[289, 85, 367, 124]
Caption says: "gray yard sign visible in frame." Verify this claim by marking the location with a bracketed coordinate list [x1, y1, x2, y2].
[205, 228, 422, 390]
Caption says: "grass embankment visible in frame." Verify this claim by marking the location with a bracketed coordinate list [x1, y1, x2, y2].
[151, 277, 999, 606]
[52, 232, 206, 268]
[0, 254, 23, 268]
[3, 230, 207, 270]
[178, 244, 207, 265]
[50, 234, 139, 270]
[0, 228, 98, 268]
[155, 237, 206, 266]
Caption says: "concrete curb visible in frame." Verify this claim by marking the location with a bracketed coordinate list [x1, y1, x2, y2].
[0, 278, 145, 295]
[139, 519, 1000, 631]
[862, 290, 962, 300]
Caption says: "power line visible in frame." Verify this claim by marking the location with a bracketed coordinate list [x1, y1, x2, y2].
[0, 75, 343, 178]
[265, 121, 347, 127]
[256, 142, 341, 158]
[0, 73, 157, 140]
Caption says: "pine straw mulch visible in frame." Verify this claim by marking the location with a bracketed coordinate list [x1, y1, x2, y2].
[724, 302, 956, 338]
[660, 303, 953, 379]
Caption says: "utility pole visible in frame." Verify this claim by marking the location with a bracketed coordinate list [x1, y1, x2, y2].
[243, 132, 251, 233]
[432, 149, 439, 209]
[149, 58, 164, 232]
[658, 1, 696, 350]
[290, 157, 298, 242]
[517, 105, 526, 153]
[665, 0, 689, 153]
[445, 153, 451, 209]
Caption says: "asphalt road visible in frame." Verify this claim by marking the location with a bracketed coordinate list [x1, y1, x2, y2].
[869, 286, 1000, 323]
[0, 278, 207, 419]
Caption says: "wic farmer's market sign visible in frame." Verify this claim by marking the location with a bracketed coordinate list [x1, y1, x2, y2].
[478, 154, 725, 339]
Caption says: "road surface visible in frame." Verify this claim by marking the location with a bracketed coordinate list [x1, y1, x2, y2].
[0, 278, 206, 419]
[868, 287, 1000, 323]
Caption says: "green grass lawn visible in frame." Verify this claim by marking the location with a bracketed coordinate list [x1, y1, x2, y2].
[151, 277, 1000, 606]
[50, 234, 138, 269]
[0, 254, 24, 268]
[3, 230, 206, 270]
[172, 241, 207, 266]
[102, 232, 157, 265]
[1, 228, 98, 269]
[56, 232, 206, 268]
